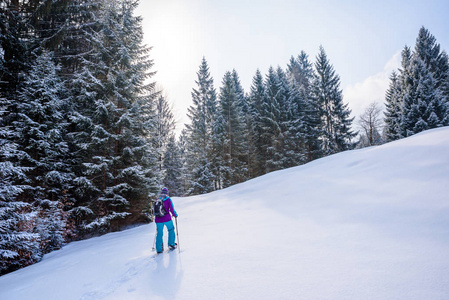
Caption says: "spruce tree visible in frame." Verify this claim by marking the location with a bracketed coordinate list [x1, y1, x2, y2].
[185, 57, 217, 194]
[262, 66, 283, 172]
[400, 56, 448, 136]
[288, 51, 314, 93]
[177, 129, 190, 195]
[414, 27, 449, 94]
[128, 82, 160, 224]
[0, 3, 42, 273]
[14, 50, 70, 252]
[70, 0, 159, 232]
[287, 51, 321, 162]
[248, 69, 266, 177]
[0, 96, 40, 275]
[154, 94, 176, 174]
[312, 46, 357, 155]
[397, 28, 449, 137]
[216, 71, 248, 187]
[384, 71, 403, 141]
[162, 136, 183, 197]
[276, 66, 300, 168]
[232, 69, 251, 178]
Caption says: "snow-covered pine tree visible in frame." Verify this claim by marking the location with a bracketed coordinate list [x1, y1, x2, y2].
[287, 51, 321, 162]
[69, 0, 159, 232]
[232, 69, 247, 112]
[105, 0, 158, 228]
[0, 3, 44, 274]
[247, 69, 266, 177]
[438, 51, 449, 100]
[384, 71, 403, 142]
[0, 95, 40, 275]
[177, 129, 190, 195]
[399, 56, 448, 136]
[312, 46, 357, 155]
[215, 71, 248, 187]
[162, 136, 183, 197]
[154, 94, 176, 174]
[396, 28, 449, 137]
[276, 66, 306, 168]
[67, 59, 102, 234]
[64, 0, 112, 233]
[185, 58, 217, 194]
[232, 69, 251, 179]
[288, 51, 314, 92]
[127, 79, 160, 225]
[262, 66, 283, 173]
[414, 27, 449, 97]
[14, 50, 72, 252]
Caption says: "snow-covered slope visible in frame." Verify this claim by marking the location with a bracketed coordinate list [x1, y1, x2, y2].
[1, 127, 449, 300]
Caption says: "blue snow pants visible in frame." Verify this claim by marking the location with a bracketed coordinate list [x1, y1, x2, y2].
[156, 220, 176, 253]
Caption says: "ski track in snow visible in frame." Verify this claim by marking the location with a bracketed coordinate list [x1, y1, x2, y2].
[1, 127, 449, 299]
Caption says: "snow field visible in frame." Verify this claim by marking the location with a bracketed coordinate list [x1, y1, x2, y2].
[1, 127, 449, 299]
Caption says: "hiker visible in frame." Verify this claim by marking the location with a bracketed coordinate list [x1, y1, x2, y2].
[155, 187, 178, 253]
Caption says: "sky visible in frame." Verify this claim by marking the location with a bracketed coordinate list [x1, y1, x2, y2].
[138, 0, 449, 135]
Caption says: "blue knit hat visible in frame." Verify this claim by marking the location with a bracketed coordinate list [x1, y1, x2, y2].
[161, 187, 169, 196]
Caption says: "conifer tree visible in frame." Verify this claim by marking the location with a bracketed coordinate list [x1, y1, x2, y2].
[215, 71, 248, 187]
[162, 136, 183, 196]
[396, 28, 449, 137]
[231, 69, 251, 177]
[154, 94, 176, 173]
[185, 57, 217, 194]
[276, 66, 299, 168]
[399, 56, 448, 136]
[248, 69, 266, 177]
[384, 71, 403, 141]
[0, 95, 41, 275]
[414, 27, 449, 94]
[312, 46, 356, 155]
[14, 50, 70, 251]
[177, 129, 190, 195]
[69, 0, 159, 232]
[289, 51, 314, 92]
[128, 83, 160, 224]
[287, 51, 321, 161]
[262, 66, 283, 172]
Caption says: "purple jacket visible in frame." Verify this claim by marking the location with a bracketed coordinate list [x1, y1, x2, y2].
[155, 196, 178, 223]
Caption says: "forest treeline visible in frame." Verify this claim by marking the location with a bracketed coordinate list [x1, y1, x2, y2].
[175, 48, 357, 196]
[174, 27, 449, 196]
[1, 0, 163, 274]
[1, 0, 448, 275]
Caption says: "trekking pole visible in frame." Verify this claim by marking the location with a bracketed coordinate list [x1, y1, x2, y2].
[175, 217, 180, 253]
[152, 225, 157, 252]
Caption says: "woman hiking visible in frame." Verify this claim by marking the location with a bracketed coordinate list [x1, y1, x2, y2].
[154, 187, 178, 253]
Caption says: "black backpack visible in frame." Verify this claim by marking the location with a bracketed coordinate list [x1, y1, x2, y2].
[154, 198, 168, 218]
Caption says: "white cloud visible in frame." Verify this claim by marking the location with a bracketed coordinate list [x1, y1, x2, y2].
[343, 51, 401, 120]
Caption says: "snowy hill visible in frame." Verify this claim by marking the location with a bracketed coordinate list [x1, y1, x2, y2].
[1, 127, 449, 300]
